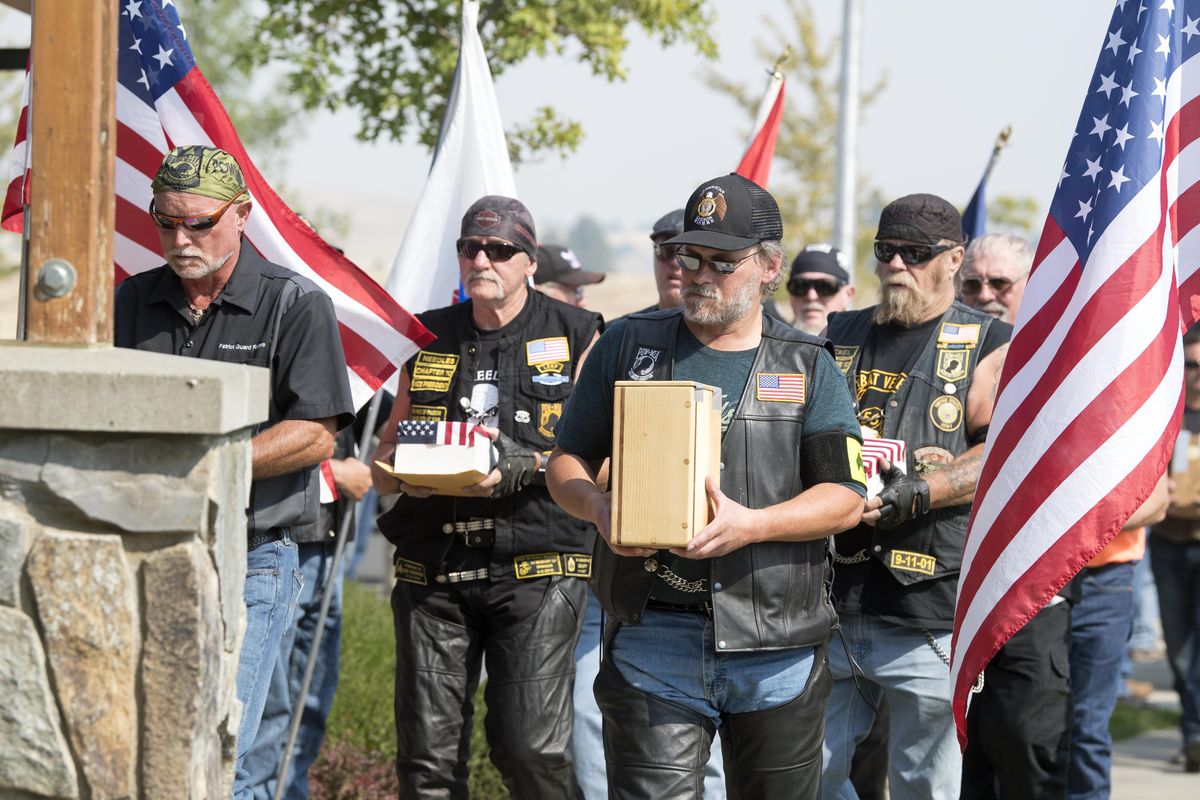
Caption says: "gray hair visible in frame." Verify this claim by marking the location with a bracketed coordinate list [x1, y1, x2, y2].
[964, 233, 1033, 274]
[757, 240, 786, 295]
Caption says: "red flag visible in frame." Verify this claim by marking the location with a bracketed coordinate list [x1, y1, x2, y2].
[735, 67, 785, 187]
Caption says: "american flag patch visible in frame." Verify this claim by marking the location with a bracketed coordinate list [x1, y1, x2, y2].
[756, 373, 806, 403]
[396, 420, 481, 445]
[526, 337, 570, 366]
[937, 323, 980, 347]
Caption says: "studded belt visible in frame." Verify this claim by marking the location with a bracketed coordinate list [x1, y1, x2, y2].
[248, 527, 286, 551]
[434, 567, 490, 584]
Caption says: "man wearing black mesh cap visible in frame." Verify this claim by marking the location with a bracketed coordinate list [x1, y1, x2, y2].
[548, 173, 866, 798]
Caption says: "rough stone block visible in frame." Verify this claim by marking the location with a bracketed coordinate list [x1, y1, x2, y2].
[27, 531, 136, 800]
[206, 438, 250, 651]
[0, 607, 78, 798]
[0, 503, 36, 606]
[141, 541, 226, 799]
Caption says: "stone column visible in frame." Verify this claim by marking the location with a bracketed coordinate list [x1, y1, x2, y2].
[0, 344, 268, 800]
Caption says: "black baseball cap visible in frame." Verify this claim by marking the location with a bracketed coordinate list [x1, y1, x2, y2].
[788, 244, 850, 289]
[876, 193, 965, 245]
[460, 195, 537, 257]
[534, 244, 606, 286]
[666, 173, 783, 251]
[650, 209, 685, 241]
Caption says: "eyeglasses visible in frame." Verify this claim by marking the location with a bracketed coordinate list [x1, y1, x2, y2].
[874, 241, 953, 266]
[654, 243, 679, 261]
[961, 275, 1025, 296]
[1186, 360, 1200, 370]
[457, 238, 523, 263]
[676, 247, 760, 275]
[148, 191, 246, 231]
[788, 278, 842, 298]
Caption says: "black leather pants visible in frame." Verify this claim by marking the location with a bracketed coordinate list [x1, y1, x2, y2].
[595, 641, 832, 800]
[391, 574, 586, 799]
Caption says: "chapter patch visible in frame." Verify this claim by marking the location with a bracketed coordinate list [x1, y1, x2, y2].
[514, 553, 563, 579]
[527, 337, 570, 366]
[564, 553, 592, 578]
[937, 322, 980, 349]
[756, 373, 806, 403]
[410, 351, 459, 393]
[410, 404, 447, 421]
[628, 346, 661, 381]
[929, 395, 964, 433]
[394, 558, 428, 586]
[888, 549, 937, 576]
[538, 402, 563, 439]
[833, 346, 859, 374]
[935, 348, 971, 383]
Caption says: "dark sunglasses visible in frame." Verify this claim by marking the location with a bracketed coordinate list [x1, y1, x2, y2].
[457, 238, 523, 263]
[788, 278, 842, 297]
[148, 191, 246, 231]
[961, 276, 1023, 295]
[676, 247, 760, 275]
[874, 241, 953, 266]
[1186, 360, 1200, 370]
[654, 243, 679, 261]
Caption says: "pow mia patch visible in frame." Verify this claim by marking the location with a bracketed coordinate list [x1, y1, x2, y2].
[628, 346, 661, 381]
[888, 549, 937, 576]
[538, 402, 563, 439]
[929, 395, 964, 433]
[564, 553, 592, 578]
[833, 346, 859, 375]
[410, 404, 447, 421]
[394, 558, 428, 586]
[410, 351, 459, 393]
[514, 553, 563, 579]
[935, 349, 971, 383]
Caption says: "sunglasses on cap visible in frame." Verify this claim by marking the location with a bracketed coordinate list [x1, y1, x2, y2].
[653, 243, 679, 261]
[675, 247, 760, 275]
[148, 191, 247, 231]
[874, 241, 953, 266]
[961, 275, 1026, 296]
[788, 278, 842, 298]
[456, 238, 524, 263]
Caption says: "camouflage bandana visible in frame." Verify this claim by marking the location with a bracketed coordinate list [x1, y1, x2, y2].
[151, 145, 247, 202]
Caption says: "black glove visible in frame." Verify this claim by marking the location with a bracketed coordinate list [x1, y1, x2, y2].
[491, 431, 539, 498]
[875, 463, 930, 529]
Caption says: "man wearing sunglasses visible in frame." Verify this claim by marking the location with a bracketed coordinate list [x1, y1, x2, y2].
[819, 194, 1011, 800]
[371, 195, 602, 798]
[114, 146, 355, 800]
[787, 244, 856, 335]
[548, 173, 866, 798]
[960, 233, 1032, 324]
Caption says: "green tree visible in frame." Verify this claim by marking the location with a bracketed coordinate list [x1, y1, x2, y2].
[248, 0, 718, 160]
[567, 215, 613, 271]
[986, 194, 1041, 240]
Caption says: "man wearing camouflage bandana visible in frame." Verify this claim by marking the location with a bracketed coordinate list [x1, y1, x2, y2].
[115, 145, 354, 800]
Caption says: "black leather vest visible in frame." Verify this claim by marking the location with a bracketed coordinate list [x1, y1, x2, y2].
[379, 290, 602, 577]
[593, 308, 839, 652]
[826, 302, 997, 627]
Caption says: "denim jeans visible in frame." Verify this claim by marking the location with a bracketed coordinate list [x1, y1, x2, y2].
[244, 541, 344, 800]
[1149, 535, 1200, 748]
[572, 592, 726, 799]
[822, 612, 961, 800]
[1068, 561, 1136, 800]
[232, 532, 302, 800]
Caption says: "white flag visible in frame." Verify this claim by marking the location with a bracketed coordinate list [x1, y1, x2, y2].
[385, 0, 517, 313]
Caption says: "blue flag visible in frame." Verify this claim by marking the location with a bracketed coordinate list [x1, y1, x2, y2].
[962, 174, 987, 242]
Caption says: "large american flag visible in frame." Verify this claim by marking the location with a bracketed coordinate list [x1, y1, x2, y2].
[2, 1, 432, 408]
[950, 0, 1195, 745]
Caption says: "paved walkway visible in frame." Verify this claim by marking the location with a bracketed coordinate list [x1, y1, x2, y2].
[1111, 658, 1197, 797]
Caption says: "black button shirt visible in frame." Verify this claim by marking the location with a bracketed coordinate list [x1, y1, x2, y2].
[114, 243, 355, 532]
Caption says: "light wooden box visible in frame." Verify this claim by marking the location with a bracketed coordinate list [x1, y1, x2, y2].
[610, 381, 722, 548]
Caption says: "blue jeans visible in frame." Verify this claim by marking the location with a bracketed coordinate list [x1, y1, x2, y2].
[1149, 535, 1200, 748]
[572, 592, 726, 799]
[244, 541, 344, 799]
[1068, 561, 1136, 800]
[822, 612, 960, 800]
[232, 532, 302, 800]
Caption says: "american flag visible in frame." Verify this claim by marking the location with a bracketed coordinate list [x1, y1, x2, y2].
[526, 337, 569, 365]
[755, 373, 806, 403]
[735, 62, 785, 188]
[860, 438, 906, 482]
[2, 1, 432, 409]
[397, 420, 482, 446]
[950, 0, 1193, 746]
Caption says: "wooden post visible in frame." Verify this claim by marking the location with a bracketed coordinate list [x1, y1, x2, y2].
[23, 0, 117, 344]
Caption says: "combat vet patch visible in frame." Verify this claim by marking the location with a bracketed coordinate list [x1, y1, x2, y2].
[857, 369, 905, 401]
[410, 351, 459, 393]
[527, 337, 570, 366]
[929, 395, 964, 433]
[937, 322, 980, 349]
[888, 549, 937, 576]
[847, 437, 867, 486]
[538, 402, 563, 439]
[756, 373, 806, 403]
[410, 404, 447, 421]
[628, 346, 661, 381]
[833, 346, 859, 375]
[935, 348, 971, 383]
[514, 553, 563, 579]
[394, 558, 428, 586]
[532, 360, 571, 386]
[564, 553, 592, 578]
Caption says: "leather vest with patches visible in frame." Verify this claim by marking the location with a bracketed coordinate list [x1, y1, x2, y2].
[825, 302, 996, 626]
[379, 290, 602, 577]
[594, 307, 837, 652]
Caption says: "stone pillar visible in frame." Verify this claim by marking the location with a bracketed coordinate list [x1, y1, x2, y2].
[0, 343, 268, 800]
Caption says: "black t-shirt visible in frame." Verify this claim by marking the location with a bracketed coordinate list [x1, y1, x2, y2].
[464, 323, 503, 427]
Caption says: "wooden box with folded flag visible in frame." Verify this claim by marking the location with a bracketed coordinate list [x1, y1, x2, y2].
[861, 437, 908, 499]
[376, 420, 497, 496]
[610, 381, 722, 548]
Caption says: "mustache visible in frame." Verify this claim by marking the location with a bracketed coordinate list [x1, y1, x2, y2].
[166, 247, 205, 259]
[467, 270, 502, 285]
[683, 284, 718, 299]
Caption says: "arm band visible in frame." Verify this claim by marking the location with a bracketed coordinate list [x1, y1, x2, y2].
[801, 431, 863, 486]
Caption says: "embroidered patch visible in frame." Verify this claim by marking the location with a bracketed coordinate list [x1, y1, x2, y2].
[693, 185, 728, 226]
[538, 402, 563, 439]
[515, 409, 531, 424]
[514, 553, 563, 579]
[937, 322, 980, 348]
[856, 369, 905, 400]
[410, 351, 459, 393]
[847, 437, 867, 486]
[756, 373, 806, 403]
[913, 446, 955, 474]
[929, 395, 964, 433]
[935, 349, 970, 383]
[410, 404, 447, 421]
[527, 337, 570, 366]
[628, 346, 661, 381]
[833, 345, 859, 374]
[394, 558, 428, 586]
[564, 553, 592, 578]
[532, 372, 570, 386]
[889, 549, 937, 576]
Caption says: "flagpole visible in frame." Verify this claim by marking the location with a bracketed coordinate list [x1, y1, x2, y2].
[979, 126, 1013, 190]
[833, 0, 861, 275]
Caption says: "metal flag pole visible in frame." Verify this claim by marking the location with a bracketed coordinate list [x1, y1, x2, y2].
[980, 126, 1014, 188]
[832, 0, 861, 273]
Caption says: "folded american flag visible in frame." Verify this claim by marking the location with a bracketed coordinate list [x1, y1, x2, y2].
[397, 420, 483, 446]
